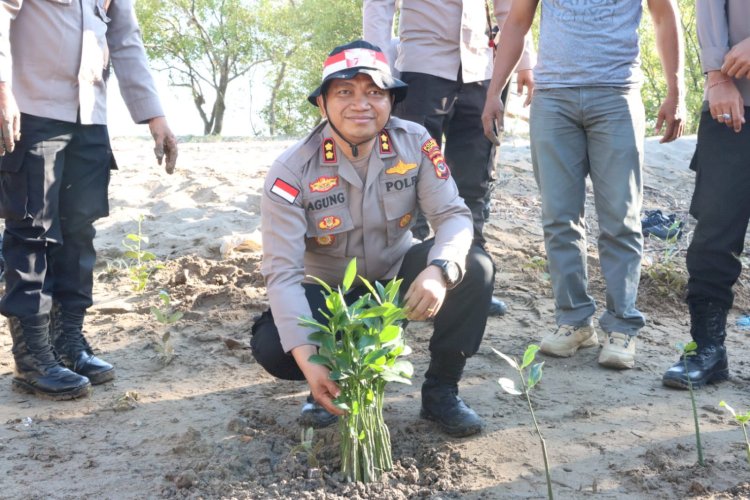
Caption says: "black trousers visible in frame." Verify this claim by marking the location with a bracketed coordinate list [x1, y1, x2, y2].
[394, 72, 497, 245]
[251, 240, 495, 381]
[686, 108, 750, 309]
[0, 114, 112, 320]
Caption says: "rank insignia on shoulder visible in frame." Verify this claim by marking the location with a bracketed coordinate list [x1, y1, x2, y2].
[398, 213, 412, 228]
[379, 130, 392, 155]
[318, 215, 342, 231]
[316, 235, 336, 246]
[386, 160, 417, 175]
[322, 138, 337, 163]
[270, 178, 300, 204]
[309, 175, 339, 193]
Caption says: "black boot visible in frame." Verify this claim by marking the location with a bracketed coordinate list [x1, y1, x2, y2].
[662, 301, 729, 389]
[9, 315, 91, 400]
[420, 353, 483, 437]
[299, 393, 338, 428]
[51, 304, 115, 385]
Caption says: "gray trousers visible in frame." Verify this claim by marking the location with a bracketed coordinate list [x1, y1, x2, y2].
[530, 87, 645, 335]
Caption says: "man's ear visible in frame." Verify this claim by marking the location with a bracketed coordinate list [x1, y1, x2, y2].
[316, 95, 326, 118]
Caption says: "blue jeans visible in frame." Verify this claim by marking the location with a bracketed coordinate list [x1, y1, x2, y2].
[530, 87, 646, 335]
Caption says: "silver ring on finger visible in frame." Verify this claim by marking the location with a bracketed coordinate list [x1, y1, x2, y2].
[721, 113, 732, 121]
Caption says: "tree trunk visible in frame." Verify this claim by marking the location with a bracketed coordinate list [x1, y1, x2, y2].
[268, 61, 287, 136]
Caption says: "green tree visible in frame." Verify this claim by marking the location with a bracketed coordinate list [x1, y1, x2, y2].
[639, 0, 703, 134]
[258, 0, 362, 136]
[136, 0, 266, 135]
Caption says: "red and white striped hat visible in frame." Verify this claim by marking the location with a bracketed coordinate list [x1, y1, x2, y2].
[308, 40, 407, 106]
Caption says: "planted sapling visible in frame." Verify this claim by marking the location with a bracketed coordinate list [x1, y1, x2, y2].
[122, 215, 163, 292]
[719, 401, 750, 469]
[150, 290, 183, 365]
[677, 341, 705, 466]
[494, 345, 553, 500]
[300, 258, 412, 483]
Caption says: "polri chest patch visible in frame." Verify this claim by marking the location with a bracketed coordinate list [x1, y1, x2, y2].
[309, 175, 339, 193]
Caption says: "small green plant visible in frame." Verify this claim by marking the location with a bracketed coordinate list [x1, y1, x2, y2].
[300, 258, 412, 483]
[495, 345, 553, 500]
[643, 222, 687, 298]
[122, 215, 163, 292]
[290, 427, 323, 469]
[150, 290, 182, 365]
[523, 255, 550, 281]
[719, 401, 750, 469]
[677, 341, 705, 466]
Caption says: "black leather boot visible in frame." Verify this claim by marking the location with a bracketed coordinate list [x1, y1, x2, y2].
[662, 301, 729, 389]
[51, 303, 115, 385]
[9, 315, 91, 400]
[420, 353, 483, 437]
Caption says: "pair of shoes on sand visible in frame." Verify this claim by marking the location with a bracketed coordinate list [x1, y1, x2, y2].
[539, 323, 636, 369]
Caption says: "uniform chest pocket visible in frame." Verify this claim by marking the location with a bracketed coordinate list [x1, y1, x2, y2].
[304, 197, 354, 257]
[382, 187, 417, 245]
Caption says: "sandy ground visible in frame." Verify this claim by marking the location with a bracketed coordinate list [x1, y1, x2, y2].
[1, 129, 750, 499]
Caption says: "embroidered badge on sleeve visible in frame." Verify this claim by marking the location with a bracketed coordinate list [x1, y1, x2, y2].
[421, 138, 450, 180]
[270, 178, 300, 204]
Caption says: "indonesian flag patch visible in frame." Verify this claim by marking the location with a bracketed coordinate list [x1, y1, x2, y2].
[270, 178, 299, 204]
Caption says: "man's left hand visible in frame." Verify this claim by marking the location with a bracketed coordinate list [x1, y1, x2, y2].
[516, 69, 534, 107]
[149, 116, 178, 174]
[654, 93, 685, 143]
[722, 37, 750, 80]
[403, 265, 447, 321]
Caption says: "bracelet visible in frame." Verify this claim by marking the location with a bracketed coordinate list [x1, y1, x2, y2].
[708, 79, 730, 89]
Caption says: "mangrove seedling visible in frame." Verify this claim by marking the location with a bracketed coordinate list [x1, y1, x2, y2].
[300, 258, 412, 483]
[122, 215, 163, 292]
[494, 345, 553, 500]
[150, 290, 182, 365]
[677, 341, 705, 466]
[290, 427, 323, 469]
[719, 401, 750, 469]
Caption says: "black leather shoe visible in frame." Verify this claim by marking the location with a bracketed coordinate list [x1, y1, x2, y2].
[421, 382, 483, 437]
[662, 344, 729, 389]
[61, 350, 115, 385]
[488, 297, 508, 317]
[300, 394, 338, 428]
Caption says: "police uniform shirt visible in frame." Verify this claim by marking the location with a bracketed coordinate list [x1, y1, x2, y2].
[261, 116, 473, 353]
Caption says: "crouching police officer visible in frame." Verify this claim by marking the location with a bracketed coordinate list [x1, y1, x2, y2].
[251, 40, 495, 437]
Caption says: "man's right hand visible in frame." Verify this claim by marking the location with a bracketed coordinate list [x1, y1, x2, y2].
[0, 82, 21, 155]
[707, 71, 745, 133]
[292, 344, 345, 416]
[481, 93, 506, 146]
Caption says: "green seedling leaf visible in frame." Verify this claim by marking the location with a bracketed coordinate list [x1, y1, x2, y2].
[528, 361, 545, 389]
[492, 347, 519, 369]
[125, 234, 141, 242]
[379, 371, 412, 384]
[308, 354, 333, 368]
[378, 324, 400, 343]
[391, 359, 414, 378]
[720, 400, 736, 417]
[521, 345, 540, 369]
[342, 258, 357, 292]
[498, 377, 522, 395]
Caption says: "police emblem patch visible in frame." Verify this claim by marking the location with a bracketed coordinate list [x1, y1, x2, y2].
[316, 235, 335, 246]
[421, 138, 450, 180]
[309, 176, 339, 193]
[318, 215, 342, 231]
[322, 138, 337, 163]
[386, 160, 417, 175]
[398, 213, 412, 228]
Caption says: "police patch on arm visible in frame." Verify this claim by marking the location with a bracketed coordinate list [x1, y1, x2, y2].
[270, 178, 300, 204]
[421, 138, 450, 180]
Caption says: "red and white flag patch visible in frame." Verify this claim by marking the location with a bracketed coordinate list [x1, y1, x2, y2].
[270, 178, 299, 204]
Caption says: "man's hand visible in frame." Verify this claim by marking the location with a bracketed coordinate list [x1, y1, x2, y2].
[707, 71, 745, 133]
[516, 69, 534, 107]
[722, 37, 750, 80]
[148, 116, 178, 174]
[481, 92, 506, 146]
[654, 92, 685, 143]
[292, 344, 345, 417]
[0, 82, 21, 155]
[403, 265, 447, 321]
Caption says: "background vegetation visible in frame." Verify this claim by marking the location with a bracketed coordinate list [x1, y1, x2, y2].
[136, 0, 703, 137]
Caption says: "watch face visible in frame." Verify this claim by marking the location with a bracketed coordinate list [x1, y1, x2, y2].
[446, 262, 459, 283]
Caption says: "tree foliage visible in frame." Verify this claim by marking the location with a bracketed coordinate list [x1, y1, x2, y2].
[136, 0, 265, 135]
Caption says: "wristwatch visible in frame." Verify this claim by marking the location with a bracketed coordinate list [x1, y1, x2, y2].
[429, 259, 462, 290]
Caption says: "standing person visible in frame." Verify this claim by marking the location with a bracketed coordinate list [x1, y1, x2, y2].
[663, 0, 750, 388]
[252, 41, 495, 437]
[363, 0, 536, 317]
[0, 0, 178, 400]
[482, 0, 685, 369]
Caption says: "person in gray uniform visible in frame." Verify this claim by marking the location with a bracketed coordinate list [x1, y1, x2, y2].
[0, 0, 178, 400]
[482, 0, 685, 369]
[252, 40, 494, 437]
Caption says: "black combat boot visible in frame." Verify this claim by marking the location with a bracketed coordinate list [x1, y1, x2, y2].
[8, 315, 91, 400]
[51, 303, 115, 385]
[299, 393, 338, 428]
[662, 301, 729, 389]
[420, 353, 483, 437]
